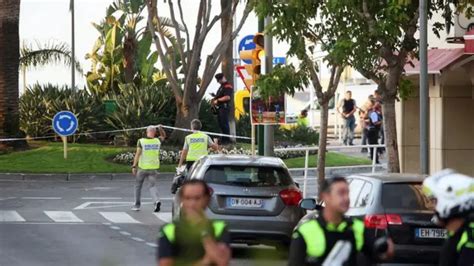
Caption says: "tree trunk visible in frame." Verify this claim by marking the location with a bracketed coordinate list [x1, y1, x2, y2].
[169, 100, 201, 145]
[0, 0, 25, 149]
[382, 96, 400, 172]
[317, 101, 329, 191]
[221, 0, 236, 143]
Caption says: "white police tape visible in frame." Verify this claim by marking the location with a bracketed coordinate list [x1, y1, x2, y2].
[0, 124, 251, 142]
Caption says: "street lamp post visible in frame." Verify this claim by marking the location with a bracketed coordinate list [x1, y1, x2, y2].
[419, 0, 429, 174]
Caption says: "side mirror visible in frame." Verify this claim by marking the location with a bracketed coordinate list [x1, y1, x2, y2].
[299, 198, 317, 210]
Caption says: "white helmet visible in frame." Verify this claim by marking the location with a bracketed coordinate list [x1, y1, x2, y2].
[422, 169, 474, 220]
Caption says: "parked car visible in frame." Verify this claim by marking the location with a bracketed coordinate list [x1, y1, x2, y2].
[172, 155, 305, 248]
[298, 173, 446, 264]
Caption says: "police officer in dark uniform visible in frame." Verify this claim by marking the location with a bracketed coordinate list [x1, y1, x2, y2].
[422, 169, 474, 266]
[212, 73, 233, 145]
[157, 179, 231, 266]
[288, 177, 394, 266]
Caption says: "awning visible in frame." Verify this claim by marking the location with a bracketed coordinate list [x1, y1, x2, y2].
[404, 48, 467, 75]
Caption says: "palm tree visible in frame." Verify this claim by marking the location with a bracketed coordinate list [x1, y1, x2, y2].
[0, 0, 21, 146]
[19, 41, 83, 92]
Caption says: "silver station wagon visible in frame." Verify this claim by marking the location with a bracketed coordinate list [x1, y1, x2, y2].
[172, 155, 305, 248]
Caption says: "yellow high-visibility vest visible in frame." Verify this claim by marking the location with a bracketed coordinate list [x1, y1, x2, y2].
[138, 138, 161, 170]
[185, 132, 209, 161]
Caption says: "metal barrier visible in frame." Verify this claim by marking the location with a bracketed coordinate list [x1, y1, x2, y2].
[275, 144, 386, 197]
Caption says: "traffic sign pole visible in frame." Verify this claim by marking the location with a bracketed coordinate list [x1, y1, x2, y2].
[62, 136, 68, 159]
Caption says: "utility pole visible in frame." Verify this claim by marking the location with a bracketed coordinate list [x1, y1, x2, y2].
[258, 16, 265, 156]
[419, 0, 429, 174]
[263, 14, 274, 156]
[70, 0, 76, 91]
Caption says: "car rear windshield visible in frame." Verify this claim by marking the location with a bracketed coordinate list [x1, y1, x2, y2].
[382, 183, 435, 211]
[203, 165, 294, 187]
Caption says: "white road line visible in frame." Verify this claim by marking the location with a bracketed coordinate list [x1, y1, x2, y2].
[99, 212, 141, 224]
[146, 242, 158, 248]
[21, 197, 62, 200]
[44, 211, 83, 223]
[81, 197, 123, 200]
[0, 197, 16, 201]
[0, 211, 26, 222]
[109, 226, 121, 230]
[154, 212, 172, 223]
[131, 237, 145, 242]
[119, 231, 131, 236]
[102, 222, 112, 226]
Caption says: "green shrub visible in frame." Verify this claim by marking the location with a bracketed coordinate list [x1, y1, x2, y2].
[20, 83, 106, 139]
[104, 83, 176, 146]
[275, 125, 319, 146]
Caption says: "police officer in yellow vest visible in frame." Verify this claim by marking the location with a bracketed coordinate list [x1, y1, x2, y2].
[132, 125, 166, 212]
[157, 179, 231, 266]
[178, 119, 218, 171]
[422, 169, 474, 266]
[288, 177, 394, 266]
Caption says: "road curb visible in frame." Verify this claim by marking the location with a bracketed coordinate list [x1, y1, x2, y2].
[0, 172, 175, 181]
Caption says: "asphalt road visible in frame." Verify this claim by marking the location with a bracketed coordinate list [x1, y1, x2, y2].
[0, 175, 287, 266]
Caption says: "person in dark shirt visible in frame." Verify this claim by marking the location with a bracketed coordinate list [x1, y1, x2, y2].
[423, 169, 474, 266]
[288, 177, 394, 266]
[337, 91, 357, 146]
[212, 73, 233, 145]
[157, 179, 231, 266]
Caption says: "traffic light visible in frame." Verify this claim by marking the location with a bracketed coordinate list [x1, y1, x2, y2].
[239, 33, 264, 90]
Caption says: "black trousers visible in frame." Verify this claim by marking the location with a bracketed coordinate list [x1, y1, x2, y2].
[367, 127, 380, 163]
[217, 107, 230, 144]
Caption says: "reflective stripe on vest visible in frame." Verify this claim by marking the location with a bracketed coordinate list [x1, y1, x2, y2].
[297, 218, 365, 258]
[185, 132, 209, 161]
[456, 222, 474, 252]
[138, 138, 161, 170]
[162, 221, 226, 243]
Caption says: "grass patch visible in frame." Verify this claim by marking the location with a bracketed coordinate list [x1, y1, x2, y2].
[0, 142, 369, 173]
[283, 152, 371, 168]
[0, 141, 175, 173]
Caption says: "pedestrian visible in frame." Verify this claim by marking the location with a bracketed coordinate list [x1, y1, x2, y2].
[365, 102, 382, 164]
[297, 109, 309, 127]
[359, 95, 374, 153]
[178, 119, 219, 172]
[157, 179, 231, 266]
[422, 169, 474, 266]
[131, 125, 166, 212]
[337, 91, 357, 145]
[212, 73, 233, 145]
[288, 176, 394, 266]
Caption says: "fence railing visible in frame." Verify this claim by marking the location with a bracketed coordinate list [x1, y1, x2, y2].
[275, 144, 386, 197]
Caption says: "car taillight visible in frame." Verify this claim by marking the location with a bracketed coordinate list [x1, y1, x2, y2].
[364, 214, 403, 229]
[279, 189, 302, 206]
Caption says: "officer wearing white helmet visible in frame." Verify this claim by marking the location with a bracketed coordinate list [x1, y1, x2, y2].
[422, 169, 474, 266]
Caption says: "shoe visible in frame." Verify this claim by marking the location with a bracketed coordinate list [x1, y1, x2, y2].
[154, 201, 161, 213]
[131, 206, 140, 211]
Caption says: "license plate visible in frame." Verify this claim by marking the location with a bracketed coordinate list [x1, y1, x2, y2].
[227, 197, 264, 208]
[415, 228, 447, 239]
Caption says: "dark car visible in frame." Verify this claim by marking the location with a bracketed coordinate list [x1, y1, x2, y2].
[298, 173, 446, 264]
[173, 155, 306, 248]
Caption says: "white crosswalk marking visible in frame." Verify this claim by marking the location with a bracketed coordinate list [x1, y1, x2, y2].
[99, 212, 141, 224]
[0, 211, 25, 222]
[154, 212, 172, 223]
[44, 211, 83, 223]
